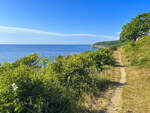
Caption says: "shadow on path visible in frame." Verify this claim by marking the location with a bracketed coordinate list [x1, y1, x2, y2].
[114, 64, 125, 68]
[78, 80, 125, 113]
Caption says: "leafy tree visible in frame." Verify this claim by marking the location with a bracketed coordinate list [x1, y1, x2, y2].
[120, 12, 150, 41]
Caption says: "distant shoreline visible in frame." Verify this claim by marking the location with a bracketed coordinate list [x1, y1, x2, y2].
[91, 45, 108, 48]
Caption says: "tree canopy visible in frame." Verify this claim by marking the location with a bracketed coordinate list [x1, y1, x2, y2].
[120, 12, 150, 41]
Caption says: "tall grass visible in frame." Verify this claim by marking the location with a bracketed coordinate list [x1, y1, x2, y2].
[122, 36, 150, 67]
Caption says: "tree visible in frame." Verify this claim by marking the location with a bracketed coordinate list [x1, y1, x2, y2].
[120, 12, 150, 41]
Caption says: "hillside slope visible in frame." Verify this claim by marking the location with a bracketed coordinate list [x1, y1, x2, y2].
[122, 36, 150, 67]
[93, 40, 122, 48]
[121, 36, 150, 113]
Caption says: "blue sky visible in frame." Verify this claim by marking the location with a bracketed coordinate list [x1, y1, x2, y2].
[0, 0, 149, 44]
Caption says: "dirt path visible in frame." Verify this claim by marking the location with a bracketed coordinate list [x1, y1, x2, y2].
[106, 51, 126, 113]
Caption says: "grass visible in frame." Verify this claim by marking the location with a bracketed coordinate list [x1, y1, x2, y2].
[119, 36, 150, 112]
[89, 36, 150, 113]
[121, 48, 150, 113]
[122, 36, 150, 68]
[79, 51, 121, 113]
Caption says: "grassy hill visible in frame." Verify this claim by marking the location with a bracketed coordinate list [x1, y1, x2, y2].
[122, 35, 150, 67]
[121, 35, 150, 113]
[93, 40, 122, 48]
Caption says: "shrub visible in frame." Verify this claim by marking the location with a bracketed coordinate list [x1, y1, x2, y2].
[0, 64, 77, 113]
[110, 45, 118, 51]
[0, 48, 116, 113]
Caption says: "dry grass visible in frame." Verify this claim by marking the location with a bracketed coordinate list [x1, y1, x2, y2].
[121, 49, 150, 113]
[80, 51, 121, 113]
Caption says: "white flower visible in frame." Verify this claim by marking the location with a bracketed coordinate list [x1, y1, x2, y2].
[12, 83, 18, 91]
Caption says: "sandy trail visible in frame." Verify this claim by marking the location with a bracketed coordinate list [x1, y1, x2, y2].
[106, 51, 126, 113]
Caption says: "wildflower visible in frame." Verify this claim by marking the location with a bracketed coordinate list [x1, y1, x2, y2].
[12, 83, 18, 91]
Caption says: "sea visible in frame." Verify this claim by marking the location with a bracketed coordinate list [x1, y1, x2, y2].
[0, 45, 92, 62]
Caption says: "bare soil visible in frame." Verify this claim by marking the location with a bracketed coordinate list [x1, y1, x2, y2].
[105, 52, 126, 113]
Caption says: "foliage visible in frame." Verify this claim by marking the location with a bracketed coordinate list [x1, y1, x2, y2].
[12, 53, 39, 68]
[93, 40, 121, 48]
[120, 12, 150, 41]
[0, 48, 116, 113]
[110, 45, 118, 51]
[122, 35, 150, 67]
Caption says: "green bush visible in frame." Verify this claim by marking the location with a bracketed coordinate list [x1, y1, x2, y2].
[0, 48, 116, 113]
[110, 45, 118, 51]
[12, 53, 39, 68]
[0, 64, 76, 113]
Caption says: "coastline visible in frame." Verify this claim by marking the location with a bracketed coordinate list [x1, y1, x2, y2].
[91, 45, 108, 48]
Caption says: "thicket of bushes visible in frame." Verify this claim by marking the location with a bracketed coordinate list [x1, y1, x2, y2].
[0, 48, 116, 113]
[122, 36, 150, 67]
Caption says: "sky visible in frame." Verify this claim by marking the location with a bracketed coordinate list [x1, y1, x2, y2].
[0, 0, 149, 44]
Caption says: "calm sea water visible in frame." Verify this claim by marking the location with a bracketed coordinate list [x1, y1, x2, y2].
[0, 45, 92, 62]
